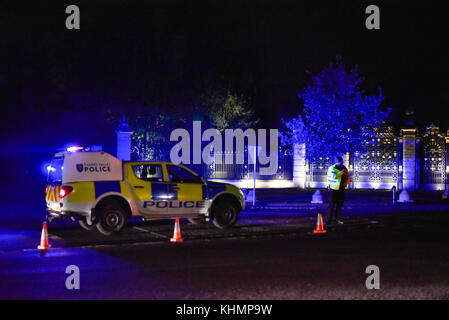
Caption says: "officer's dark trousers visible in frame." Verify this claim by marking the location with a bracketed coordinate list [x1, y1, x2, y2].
[327, 189, 345, 223]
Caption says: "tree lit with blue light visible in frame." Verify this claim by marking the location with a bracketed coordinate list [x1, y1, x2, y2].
[281, 57, 390, 159]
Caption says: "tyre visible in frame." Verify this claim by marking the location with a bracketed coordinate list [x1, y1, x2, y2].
[187, 217, 206, 224]
[78, 217, 96, 231]
[96, 203, 127, 236]
[212, 201, 239, 229]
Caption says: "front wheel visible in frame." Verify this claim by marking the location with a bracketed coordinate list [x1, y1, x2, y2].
[212, 202, 239, 229]
[96, 204, 127, 236]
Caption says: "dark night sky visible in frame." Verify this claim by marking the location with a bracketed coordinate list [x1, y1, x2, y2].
[1, 0, 448, 152]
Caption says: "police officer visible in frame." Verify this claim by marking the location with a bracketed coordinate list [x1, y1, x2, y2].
[326, 156, 351, 225]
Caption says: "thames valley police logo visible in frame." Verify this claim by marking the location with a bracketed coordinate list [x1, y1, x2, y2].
[75, 162, 111, 173]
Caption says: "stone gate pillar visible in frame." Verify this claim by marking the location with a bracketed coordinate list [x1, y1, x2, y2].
[293, 143, 306, 188]
[401, 128, 417, 191]
[115, 115, 133, 161]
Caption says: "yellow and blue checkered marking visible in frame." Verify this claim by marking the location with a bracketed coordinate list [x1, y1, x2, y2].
[94, 181, 121, 198]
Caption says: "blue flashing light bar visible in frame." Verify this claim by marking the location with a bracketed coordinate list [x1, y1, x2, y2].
[67, 146, 84, 152]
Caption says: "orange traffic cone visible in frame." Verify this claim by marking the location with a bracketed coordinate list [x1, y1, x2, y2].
[170, 217, 184, 242]
[313, 213, 327, 234]
[37, 221, 51, 250]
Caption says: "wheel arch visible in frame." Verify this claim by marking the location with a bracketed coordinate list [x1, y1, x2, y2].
[210, 192, 242, 219]
[92, 193, 132, 219]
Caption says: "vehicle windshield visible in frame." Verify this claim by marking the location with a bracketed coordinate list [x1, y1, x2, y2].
[47, 156, 64, 185]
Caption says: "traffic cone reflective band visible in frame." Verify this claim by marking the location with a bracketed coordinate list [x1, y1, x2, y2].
[37, 221, 51, 250]
[170, 217, 184, 242]
[313, 213, 327, 234]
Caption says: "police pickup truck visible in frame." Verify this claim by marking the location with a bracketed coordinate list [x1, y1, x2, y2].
[45, 150, 245, 235]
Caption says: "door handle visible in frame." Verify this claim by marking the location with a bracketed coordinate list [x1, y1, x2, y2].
[134, 185, 144, 189]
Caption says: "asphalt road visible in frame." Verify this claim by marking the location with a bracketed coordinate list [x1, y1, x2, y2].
[1, 207, 449, 299]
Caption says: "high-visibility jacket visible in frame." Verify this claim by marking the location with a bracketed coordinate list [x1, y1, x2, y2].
[327, 164, 350, 190]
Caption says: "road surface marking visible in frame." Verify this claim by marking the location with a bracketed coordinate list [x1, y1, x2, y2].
[150, 232, 168, 238]
[132, 227, 167, 238]
[133, 227, 149, 233]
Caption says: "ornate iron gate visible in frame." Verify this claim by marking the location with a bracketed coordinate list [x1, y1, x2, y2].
[421, 125, 446, 190]
[308, 157, 330, 188]
[353, 126, 399, 189]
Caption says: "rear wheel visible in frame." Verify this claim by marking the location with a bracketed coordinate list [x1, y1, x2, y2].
[96, 204, 127, 236]
[212, 201, 239, 229]
[78, 217, 96, 231]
